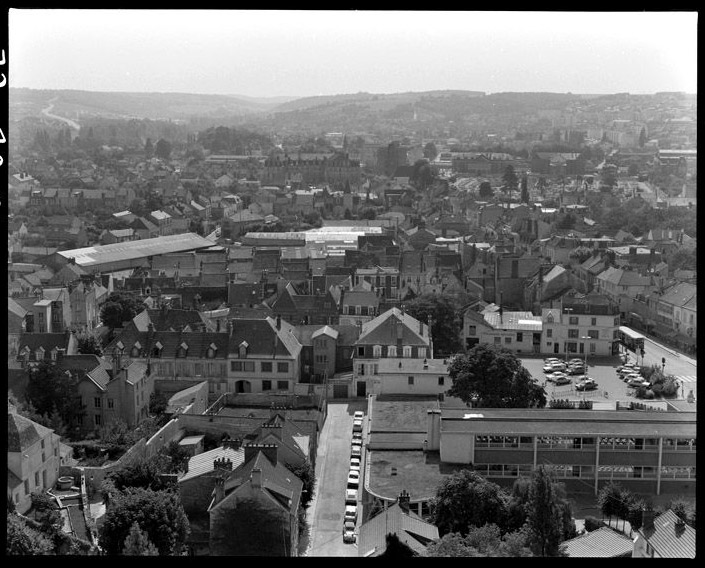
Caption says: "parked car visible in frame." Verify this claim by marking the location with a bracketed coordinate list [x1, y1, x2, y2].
[546, 372, 568, 383]
[351, 445, 362, 458]
[343, 520, 356, 543]
[345, 488, 358, 504]
[575, 378, 598, 391]
[351, 438, 362, 448]
[352, 419, 363, 432]
[350, 457, 361, 470]
[568, 358, 584, 365]
[554, 376, 572, 386]
[543, 362, 566, 373]
[352, 431, 363, 442]
[344, 504, 358, 523]
[627, 377, 651, 388]
[347, 470, 360, 487]
[567, 363, 586, 375]
[353, 411, 364, 420]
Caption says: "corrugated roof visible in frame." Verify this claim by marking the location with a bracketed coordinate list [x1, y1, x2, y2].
[639, 509, 696, 558]
[56, 233, 215, 267]
[562, 527, 633, 557]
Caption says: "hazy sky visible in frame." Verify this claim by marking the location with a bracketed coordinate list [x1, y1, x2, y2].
[8, 10, 698, 98]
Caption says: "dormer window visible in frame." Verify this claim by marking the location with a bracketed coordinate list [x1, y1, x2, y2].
[207, 343, 217, 359]
[35, 347, 45, 361]
[177, 342, 188, 358]
[238, 341, 249, 359]
[152, 341, 163, 358]
[546, 312, 554, 324]
[403, 345, 412, 358]
[373, 345, 382, 357]
[131, 341, 141, 358]
[116, 340, 125, 351]
[388, 345, 397, 357]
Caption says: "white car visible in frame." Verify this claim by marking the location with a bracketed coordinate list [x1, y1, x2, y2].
[352, 419, 363, 432]
[346, 488, 358, 504]
[350, 457, 361, 470]
[544, 357, 561, 364]
[351, 445, 362, 458]
[546, 372, 568, 383]
[351, 437, 362, 448]
[347, 470, 360, 487]
[344, 504, 358, 523]
[353, 411, 364, 420]
[543, 362, 566, 373]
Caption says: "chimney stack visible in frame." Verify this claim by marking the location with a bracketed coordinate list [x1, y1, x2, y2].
[222, 436, 242, 451]
[244, 442, 278, 465]
[397, 489, 411, 513]
[251, 467, 262, 489]
[213, 456, 233, 472]
[641, 508, 655, 531]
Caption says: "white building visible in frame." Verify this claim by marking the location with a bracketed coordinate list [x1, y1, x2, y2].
[366, 358, 449, 397]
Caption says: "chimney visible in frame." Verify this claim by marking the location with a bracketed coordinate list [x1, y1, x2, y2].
[251, 467, 262, 489]
[261, 423, 283, 440]
[270, 404, 288, 420]
[397, 489, 411, 513]
[641, 508, 655, 531]
[112, 347, 122, 377]
[222, 437, 242, 451]
[243, 442, 278, 465]
[213, 456, 233, 472]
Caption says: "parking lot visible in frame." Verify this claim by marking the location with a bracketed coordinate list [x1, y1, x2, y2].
[520, 355, 640, 402]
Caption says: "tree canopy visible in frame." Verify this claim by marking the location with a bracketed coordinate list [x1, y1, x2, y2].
[100, 292, 145, 330]
[6, 513, 55, 555]
[523, 466, 569, 557]
[502, 165, 519, 192]
[99, 487, 190, 556]
[430, 470, 509, 536]
[426, 524, 533, 557]
[447, 344, 547, 408]
[404, 293, 464, 356]
[478, 181, 493, 199]
[25, 361, 85, 436]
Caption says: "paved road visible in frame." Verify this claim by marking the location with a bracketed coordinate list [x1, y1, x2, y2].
[41, 97, 81, 130]
[304, 400, 366, 557]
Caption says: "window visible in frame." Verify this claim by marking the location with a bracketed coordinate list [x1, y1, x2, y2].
[277, 380, 288, 390]
[590, 343, 596, 353]
[494, 337, 501, 344]
[261, 361, 272, 372]
[546, 313, 554, 323]
[373, 345, 382, 357]
[42, 452, 46, 463]
[468, 325, 476, 335]
[388, 346, 397, 357]
[516, 332, 523, 342]
[591, 317, 597, 326]
[614, 317, 620, 326]
[568, 329, 579, 339]
[569, 316, 579, 325]
[94, 415, 101, 426]
[438, 376, 444, 386]
[243, 361, 255, 372]
[587, 330, 599, 339]
[35, 472, 40, 487]
[262, 380, 271, 391]
[41, 440, 45, 449]
[108, 398, 114, 409]
[94, 397, 101, 408]
[24, 480, 29, 495]
[505, 337, 511, 344]
[231, 361, 242, 372]
[403, 345, 412, 358]
[408, 376, 414, 385]
[277, 362, 289, 373]
[546, 329, 553, 338]
[357, 346, 365, 357]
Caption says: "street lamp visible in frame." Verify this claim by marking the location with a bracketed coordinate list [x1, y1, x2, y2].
[563, 307, 574, 363]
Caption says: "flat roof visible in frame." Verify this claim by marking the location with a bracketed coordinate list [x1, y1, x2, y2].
[56, 233, 215, 267]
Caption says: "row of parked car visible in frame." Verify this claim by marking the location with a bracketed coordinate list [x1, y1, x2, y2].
[616, 362, 651, 389]
[543, 358, 598, 391]
[343, 411, 365, 544]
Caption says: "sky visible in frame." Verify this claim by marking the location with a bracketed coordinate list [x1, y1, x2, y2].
[8, 10, 698, 99]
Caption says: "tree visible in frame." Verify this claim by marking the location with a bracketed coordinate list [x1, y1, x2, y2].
[122, 522, 159, 556]
[524, 466, 566, 557]
[410, 159, 434, 192]
[426, 532, 480, 557]
[502, 165, 519, 193]
[100, 292, 145, 330]
[287, 460, 316, 509]
[30, 491, 62, 533]
[404, 293, 463, 355]
[569, 246, 593, 264]
[556, 213, 576, 230]
[99, 487, 190, 555]
[478, 181, 493, 199]
[25, 362, 84, 433]
[597, 482, 623, 525]
[423, 142, 438, 161]
[520, 175, 529, 203]
[447, 344, 547, 408]
[6, 512, 55, 555]
[144, 138, 154, 159]
[430, 470, 509, 536]
[154, 139, 172, 160]
[77, 334, 103, 356]
[426, 525, 533, 557]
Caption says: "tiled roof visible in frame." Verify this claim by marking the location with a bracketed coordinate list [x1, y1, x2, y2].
[658, 282, 696, 307]
[597, 266, 652, 287]
[341, 290, 379, 306]
[131, 308, 212, 332]
[358, 308, 430, 346]
[294, 324, 359, 346]
[639, 509, 696, 558]
[358, 502, 439, 556]
[8, 297, 28, 319]
[179, 445, 245, 483]
[562, 527, 633, 557]
[106, 329, 231, 360]
[17, 332, 73, 360]
[8, 412, 54, 452]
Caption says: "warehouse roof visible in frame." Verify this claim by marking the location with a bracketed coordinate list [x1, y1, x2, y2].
[55, 233, 215, 267]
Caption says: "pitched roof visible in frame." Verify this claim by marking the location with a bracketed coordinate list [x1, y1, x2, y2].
[597, 266, 652, 286]
[357, 307, 430, 346]
[562, 526, 633, 557]
[658, 281, 696, 307]
[8, 412, 54, 452]
[8, 297, 28, 319]
[358, 502, 439, 557]
[131, 308, 212, 332]
[482, 311, 543, 331]
[179, 445, 246, 483]
[638, 509, 696, 558]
